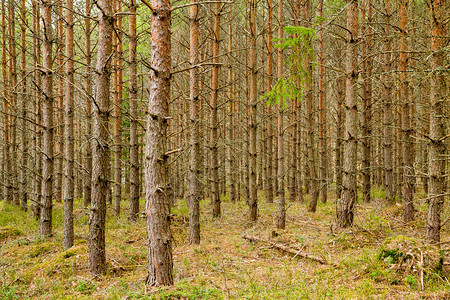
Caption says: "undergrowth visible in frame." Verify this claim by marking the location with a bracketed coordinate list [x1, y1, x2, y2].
[0, 190, 448, 299]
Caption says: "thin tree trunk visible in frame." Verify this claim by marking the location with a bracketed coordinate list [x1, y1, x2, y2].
[188, 0, 200, 244]
[89, 0, 113, 275]
[335, 76, 344, 200]
[248, 0, 258, 221]
[83, 0, 92, 207]
[265, 0, 274, 204]
[383, 0, 394, 204]
[338, 0, 358, 228]
[63, 0, 74, 249]
[129, 0, 139, 220]
[276, 0, 285, 229]
[426, 0, 446, 244]
[400, 0, 414, 222]
[210, 2, 221, 218]
[227, 5, 236, 203]
[40, 0, 54, 236]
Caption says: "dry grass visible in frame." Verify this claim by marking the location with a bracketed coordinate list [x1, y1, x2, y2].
[0, 189, 449, 299]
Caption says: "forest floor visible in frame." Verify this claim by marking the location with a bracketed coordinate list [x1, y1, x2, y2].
[0, 187, 449, 299]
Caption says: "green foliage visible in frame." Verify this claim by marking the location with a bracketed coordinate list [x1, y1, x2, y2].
[262, 26, 317, 108]
[74, 279, 98, 295]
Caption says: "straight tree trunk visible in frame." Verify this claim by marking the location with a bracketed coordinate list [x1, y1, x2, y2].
[400, 0, 414, 222]
[89, 0, 113, 275]
[276, 0, 285, 229]
[383, 0, 394, 204]
[188, 0, 200, 244]
[248, 0, 258, 221]
[210, 2, 221, 218]
[63, 0, 75, 249]
[40, 0, 54, 236]
[265, 0, 274, 204]
[83, 0, 92, 207]
[129, 0, 139, 220]
[361, 0, 372, 203]
[145, 0, 173, 286]
[227, 5, 236, 203]
[335, 76, 344, 200]
[338, 0, 358, 228]
[426, 0, 446, 244]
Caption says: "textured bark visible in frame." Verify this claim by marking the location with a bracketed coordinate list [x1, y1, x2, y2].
[305, 0, 318, 213]
[83, 0, 92, 207]
[400, 0, 414, 222]
[145, 0, 173, 286]
[426, 0, 446, 244]
[276, 0, 285, 229]
[63, 0, 74, 249]
[113, 0, 123, 218]
[338, 0, 358, 228]
[32, 0, 42, 219]
[210, 2, 221, 218]
[1, 0, 10, 203]
[40, 0, 54, 236]
[361, 0, 372, 203]
[55, 5, 63, 204]
[227, 5, 236, 203]
[383, 0, 394, 204]
[188, 0, 200, 244]
[335, 77, 344, 200]
[317, 0, 327, 204]
[19, 0, 28, 211]
[8, 0, 18, 206]
[265, 0, 274, 204]
[129, 0, 139, 221]
[248, 0, 258, 221]
[89, 0, 112, 275]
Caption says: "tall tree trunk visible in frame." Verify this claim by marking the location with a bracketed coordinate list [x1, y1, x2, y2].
[426, 0, 446, 244]
[227, 5, 236, 203]
[400, 0, 414, 222]
[383, 0, 394, 204]
[210, 2, 221, 218]
[265, 0, 274, 204]
[317, 0, 327, 204]
[248, 0, 258, 221]
[335, 76, 344, 200]
[55, 5, 63, 204]
[89, 0, 113, 275]
[19, 0, 28, 211]
[40, 0, 54, 236]
[129, 0, 139, 220]
[276, 0, 285, 229]
[113, 0, 123, 217]
[188, 0, 200, 244]
[338, 0, 358, 228]
[63, 0, 74, 249]
[83, 0, 92, 207]
[361, 0, 372, 203]
[145, 0, 173, 286]
[305, 0, 318, 212]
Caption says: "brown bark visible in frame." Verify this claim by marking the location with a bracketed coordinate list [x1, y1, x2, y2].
[361, 0, 372, 203]
[83, 0, 92, 207]
[145, 0, 174, 286]
[63, 0, 74, 249]
[113, 0, 123, 217]
[248, 0, 258, 221]
[89, 0, 113, 275]
[39, 0, 54, 236]
[188, 0, 200, 244]
[335, 76, 344, 200]
[1, 0, 10, 204]
[400, 0, 414, 222]
[19, 0, 28, 211]
[210, 2, 221, 218]
[383, 0, 394, 204]
[265, 0, 274, 204]
[129, 0, 139, 220]
[338, 0, 358, 228]
[426, 0, 446, 244]
[317, 0, 327, 204]
[55, 5, 63, 204]
[227, 5, 236, 203]
[276, 0, 285, 229]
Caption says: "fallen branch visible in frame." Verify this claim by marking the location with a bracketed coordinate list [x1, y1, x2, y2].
[243, 234, 335, 266]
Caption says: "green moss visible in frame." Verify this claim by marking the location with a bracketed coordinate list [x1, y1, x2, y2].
[0, 226, 22, 241]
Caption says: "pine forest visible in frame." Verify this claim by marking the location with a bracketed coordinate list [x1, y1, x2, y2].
[0, 0, 449, 298]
